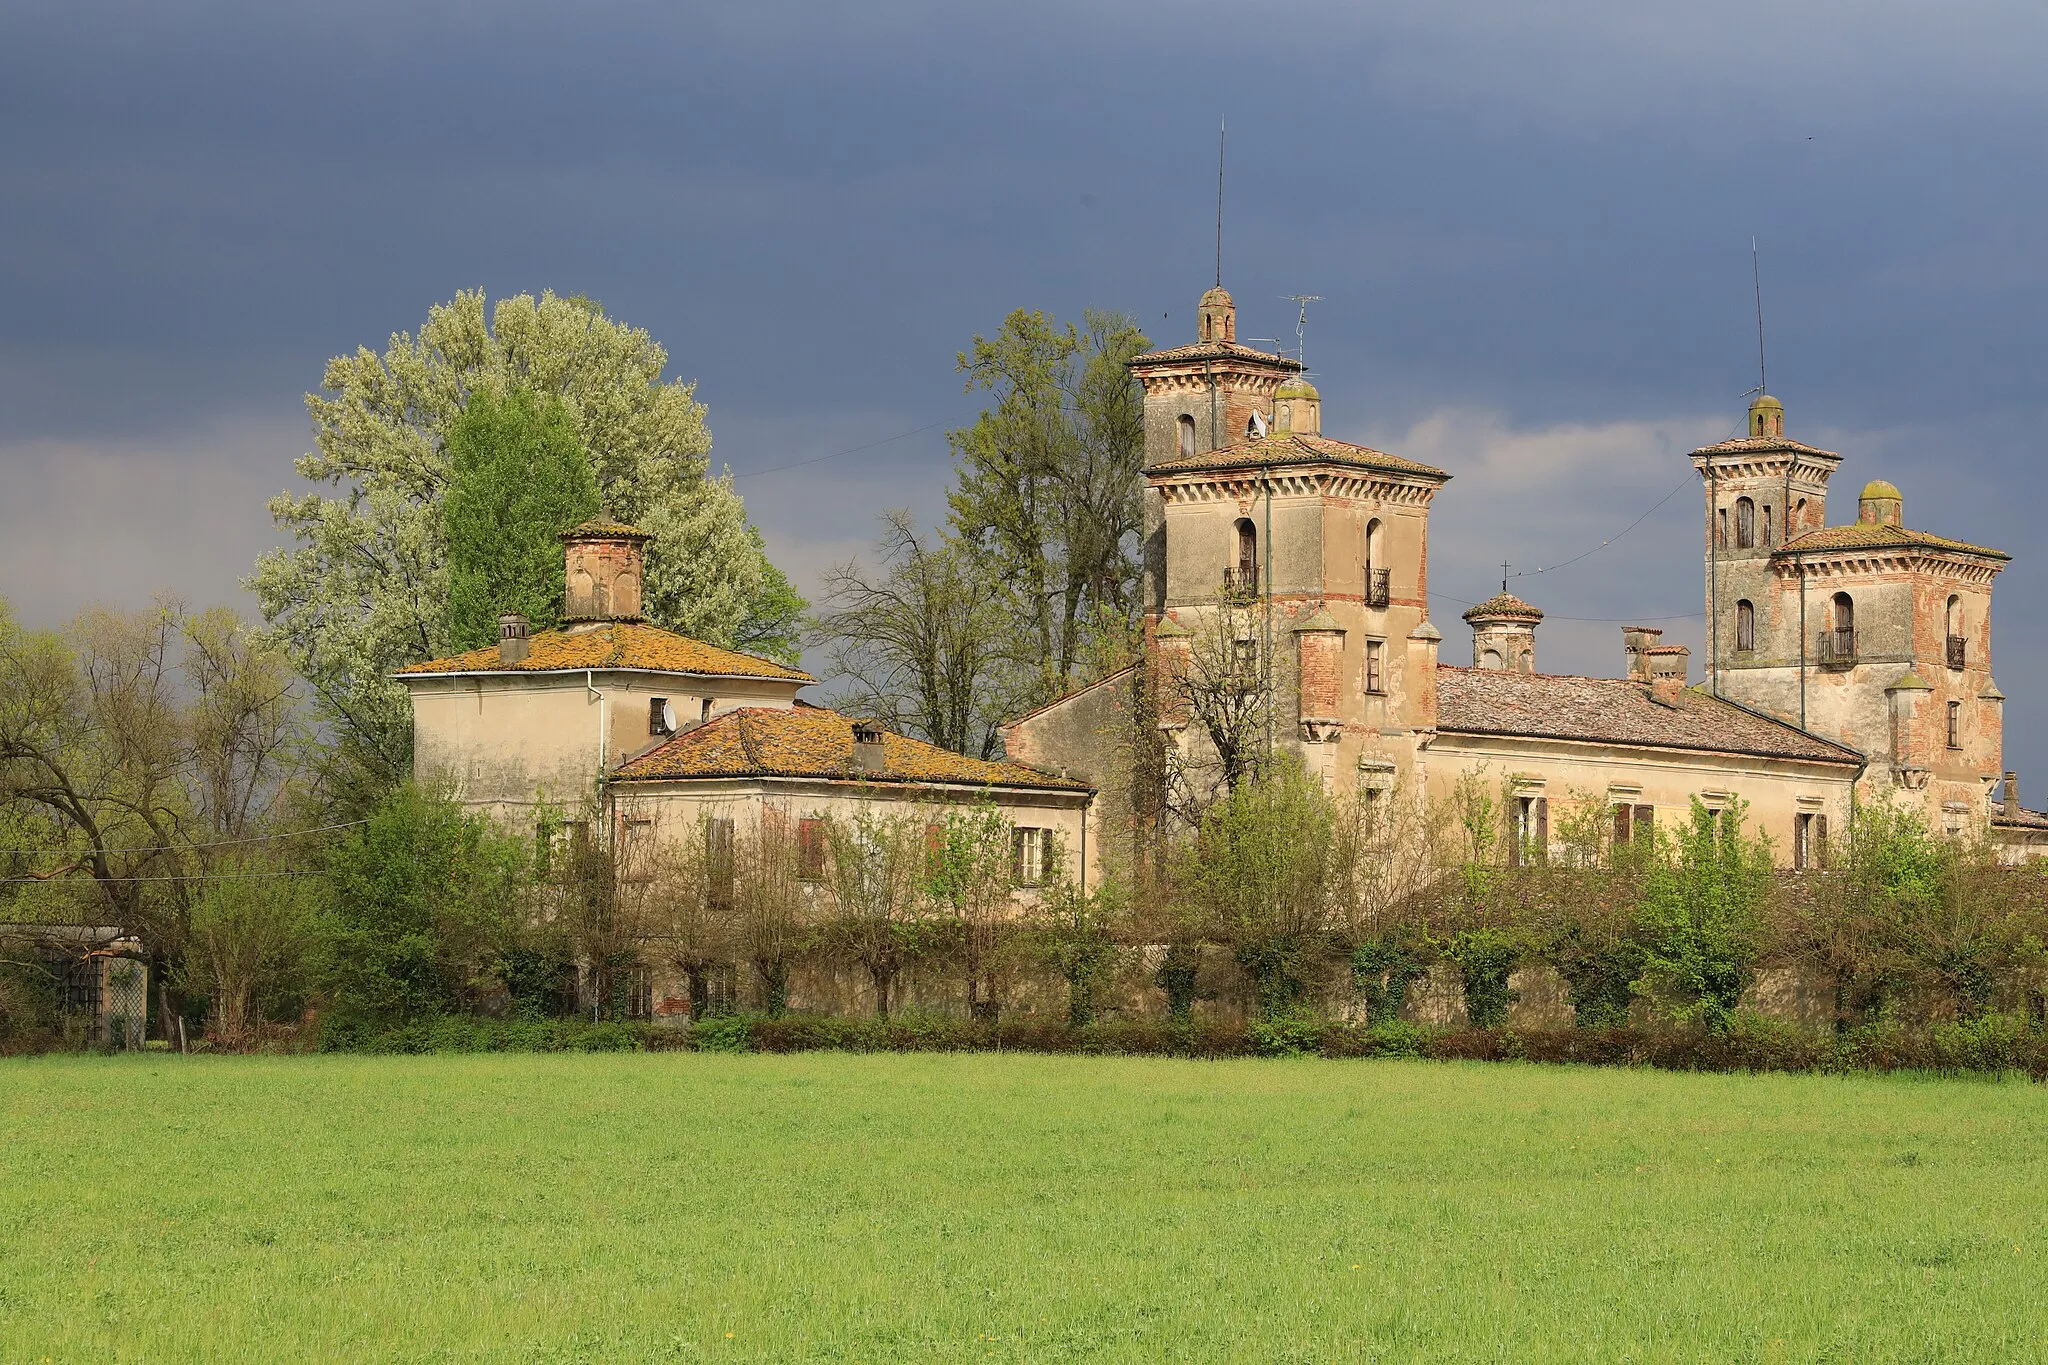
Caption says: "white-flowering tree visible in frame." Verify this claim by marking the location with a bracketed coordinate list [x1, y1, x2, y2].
[249, 290, 802, 779]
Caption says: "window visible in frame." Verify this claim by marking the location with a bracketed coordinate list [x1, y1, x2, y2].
[1947, 700, 1962, 750]
[1233, 518, 1257, 587]
[1794, 812, 1829, 870]
[1824, 592, 1855, 664]
[1231, 636, 1259, 679]
[797, 818, 827, 881]
[1717, 507, 1728, 547]
[1762, 505, 1773, 546]
[1364, 639, 1386, 695]
[1946, 596, 1965, 670]
[701, 697, 714, 722]
[619, 816, 656, 883]
[1735, 599, 1755, 652]
[1364, 518, 1388, 607]
[1509, 795, 1547, 867]
[1177, 413, 1196, 460]
[706, 817, 734, 908]
[649, 697, 672, 736]
[1481, 648, 1503, 670]
[1735, 497, 1755, 549]
[1012, 827, 1049, 886]
[1795, 498, 1807, 534]
[1612, 803, 1653, 848]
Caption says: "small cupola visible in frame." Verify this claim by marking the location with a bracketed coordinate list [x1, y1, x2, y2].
[1462, 591, 1544, 673]
[1197, 286, 1236, 344]
[561, 519, 651, 625]
[1273, 377, 1320, 437]
[1857, 479, 1903, 528]
[1748, 393, 1785, 439]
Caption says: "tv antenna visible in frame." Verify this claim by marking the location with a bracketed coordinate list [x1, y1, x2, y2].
[1751, 237, 1768, 396]
[1215, 119, 1226, 286]
[1285, 293, 1321, 371]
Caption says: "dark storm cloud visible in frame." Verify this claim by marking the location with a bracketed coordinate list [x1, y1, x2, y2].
[5, 0, 2048, 787]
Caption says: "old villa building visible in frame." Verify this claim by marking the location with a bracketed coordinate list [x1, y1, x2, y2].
[398, 523, 1091, 900]
[1005, 281, 2042, 864]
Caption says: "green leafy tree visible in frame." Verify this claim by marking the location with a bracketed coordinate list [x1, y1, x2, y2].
[315, 782, 527, 1042]
[1635, 798, 1774, 1032]
[442, 388, 600, 651]
[925, 802, 1023, 1021]
[250, 290, 804, 782]
[948, 308, 1150, 706]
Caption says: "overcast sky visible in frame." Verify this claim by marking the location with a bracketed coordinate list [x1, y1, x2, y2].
[5, 2, 2047, 789]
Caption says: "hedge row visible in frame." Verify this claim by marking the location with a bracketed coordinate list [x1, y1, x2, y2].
[315, 1011, 2048, 1079]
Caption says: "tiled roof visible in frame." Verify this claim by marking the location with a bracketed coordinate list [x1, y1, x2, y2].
[394, 622, 813, 682]
[1776, 523, 2008, 562]
[1435, 666, 1862, 765]
[1462, 592, 1544, 624]
[1150, 433, 1449, 481]
[1992, 801, 2048, 831]
[1130, 341, 1300, 369]
[563, 518, 649, 541]
[614, 707, 1090, 791]
[1690, 435, 1840, 459]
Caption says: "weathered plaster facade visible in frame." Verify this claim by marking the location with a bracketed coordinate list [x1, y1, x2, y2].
[1005, 285, 2034, 864]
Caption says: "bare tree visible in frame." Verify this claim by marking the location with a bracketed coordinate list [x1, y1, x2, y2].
[729, 810, 818, 1015]
[821, 809, 936, 1018]
[1157, 586, 1278, 818]
[926, 802, 1022, 1021]
[813, 511, 1023, 760]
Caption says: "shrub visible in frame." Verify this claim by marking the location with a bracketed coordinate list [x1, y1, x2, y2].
[1445, 927, 1521, 1029]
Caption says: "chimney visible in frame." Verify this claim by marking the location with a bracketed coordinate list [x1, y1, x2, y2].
[851, 720, 887, 774]
[1646, 644, 1690, 707]
[561, 520, 651, 625]
[2004, 771, 2018, 809]
[1622, 626, 1663, 682]
[498, 614, 530, 665]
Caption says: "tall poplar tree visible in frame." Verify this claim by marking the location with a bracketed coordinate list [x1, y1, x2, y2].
[441, 388, 599, 651]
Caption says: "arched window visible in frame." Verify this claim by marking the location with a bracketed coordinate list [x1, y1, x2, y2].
[1519, 648, 1534, 674]
[1946, 595, 1965, 670]
[1735, 497, 1755, 550]
[1717, 507, 1728, 547]
[1794, 498, 1807, 533]
[1177, 413, 1196, 460]
[1364, 518, 1386, 606]
[1762, 505, 1773, 546]
[1234, 518, 1257, 587]
[1828, 592, 1854, 662]
[1481, 648, 1504, 670]
[1736, 600, 1755, 652]
[1756, 412, 1767, 435]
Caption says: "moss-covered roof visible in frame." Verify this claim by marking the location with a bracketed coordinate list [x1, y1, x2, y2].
[394, 622, 813, 682]
[613, 707, 1090, 791]
[1690, 434, 1840, 459]
[1775, 523, 2008, 562]
[561, 518, 649, 541]
[1461, 592, 1544, 624]
[1129, 340, 1301, 369]
[1150, 432, 1448, 481]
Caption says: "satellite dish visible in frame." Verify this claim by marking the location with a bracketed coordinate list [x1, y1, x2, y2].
[661, 699, 679, 734]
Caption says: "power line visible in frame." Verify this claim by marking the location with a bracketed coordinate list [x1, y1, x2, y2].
[1429, 590, 1703, 624]
[1504, 470, 1697, 583]
[0, 869, 324, 885]
[729, 421, 950, 480]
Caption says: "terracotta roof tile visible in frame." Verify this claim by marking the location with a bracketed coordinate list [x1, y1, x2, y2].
[394, 622, 813, 682]
[1777, 523, 2008, 561]
[1435, 666, 1861, 764]
[562, 518, 649, 541]
[1691, 435, 1841, 459]
[1150, 433, 1448, 481]
[614, 707, 1091, 791]
[1993, 801, 2048, 831]
[1130, 341, 1301, 369]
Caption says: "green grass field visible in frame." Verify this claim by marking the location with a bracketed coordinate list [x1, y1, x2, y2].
[1, 1054, 2044, 1363]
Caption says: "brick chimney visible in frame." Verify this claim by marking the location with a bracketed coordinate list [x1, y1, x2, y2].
[561, 520, 651, 625]
[498, 614, 530, 665]
[851, 720, 887, 774]
[2004, 771, 2019, 809]
[1622, 626, 1663, 682]
[1646, 644, 1690, 708]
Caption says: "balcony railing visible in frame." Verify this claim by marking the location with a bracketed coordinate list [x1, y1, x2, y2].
[1817, 627, 1857, 668]
[1946, 634, 1967, 671]
[1221, 567, 1260, 597]
[1366, 567, 1391, 609]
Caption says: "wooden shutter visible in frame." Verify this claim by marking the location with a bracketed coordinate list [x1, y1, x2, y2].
[1813, 814, 1828, 868]
[1612, 804, 1632, 846]
[797, 818, 825, 880]
[1534, 798, 1549, 862]
[1634, 805, 1654, 841]
[1012, 827, 1027, 883]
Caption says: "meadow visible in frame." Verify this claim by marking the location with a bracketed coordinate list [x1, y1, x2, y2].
[1, 1053, 2044, 1362]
